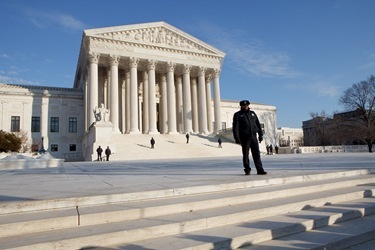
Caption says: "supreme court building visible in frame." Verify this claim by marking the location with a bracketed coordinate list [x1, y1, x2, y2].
[0, 22, 277, 160]
[75, 21, 225, 135]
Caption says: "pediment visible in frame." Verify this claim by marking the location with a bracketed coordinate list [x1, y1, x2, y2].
[84, 22, 225, 57]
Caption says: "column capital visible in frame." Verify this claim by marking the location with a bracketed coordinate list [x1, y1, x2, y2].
[166, 62, 176, 72]
[129, 57, 139, 68]
[198, 66, 206, 76]
[143, 70, 149, 80]
[213, 68, 221, 77]
[147, 59, 157, 70]
[88, 52, 100, 64]
[109, 54, 120, 66]
[161, 74, 167, 82]
[183, 64, 192, 74]
[205, 75, 212, 83]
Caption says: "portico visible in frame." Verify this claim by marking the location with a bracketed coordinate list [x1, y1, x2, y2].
[74, 22, 225, 135]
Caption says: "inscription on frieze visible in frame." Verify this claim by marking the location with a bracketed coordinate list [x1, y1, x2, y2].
[98, 27, 213, 54]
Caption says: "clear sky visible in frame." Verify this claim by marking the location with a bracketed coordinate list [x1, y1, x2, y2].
[1, 0, 374, 128]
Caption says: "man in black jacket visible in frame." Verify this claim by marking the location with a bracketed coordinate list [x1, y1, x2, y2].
[233, 100, 267, 175]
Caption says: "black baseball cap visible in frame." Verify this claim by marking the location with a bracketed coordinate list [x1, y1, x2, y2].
[239, 100, 250, 106]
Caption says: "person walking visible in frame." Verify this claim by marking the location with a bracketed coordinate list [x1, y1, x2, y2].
[150, 137, 155, 149]
[233, 100, 267, 175]
[186, 133, 190, 143]
[96, 146, 103, 161]
[218, 137, 222, 148]
[105, 146, 111, 161]
[275, 145, 279, 154]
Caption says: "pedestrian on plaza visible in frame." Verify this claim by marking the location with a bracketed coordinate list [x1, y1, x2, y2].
[275, 145, 279, 154]
[233, 100, 267, 175]
[269, 144, 273, 155]
[105, 146, 111, 161]
[218, 137, 222, 148]
[96, 146, 103, 161]
[150, 137, 155, 149]
[186, 133, 190, 143]
[266, 145, 270, 155]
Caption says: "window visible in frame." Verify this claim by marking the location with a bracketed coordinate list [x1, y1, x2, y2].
[50, 117, 59, 132]
[31, 116, 40, 132]
[261, 123, 265, 134]
[69, 117, 77, 133]
[11, 116, 20, 132]
[69, 144, 76, 151]
[221, 122, 227, 132]
[51, 144, 58, 152]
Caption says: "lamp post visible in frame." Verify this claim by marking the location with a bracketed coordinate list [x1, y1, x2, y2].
[39, 136, 46, 154]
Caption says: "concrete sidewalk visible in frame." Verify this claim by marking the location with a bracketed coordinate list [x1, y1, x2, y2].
[0, 152, 374, 203]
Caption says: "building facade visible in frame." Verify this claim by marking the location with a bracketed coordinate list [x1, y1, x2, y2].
[277, 127, 303, 147]
[74, 22, 225, 135]
[0, 22, 278, 160]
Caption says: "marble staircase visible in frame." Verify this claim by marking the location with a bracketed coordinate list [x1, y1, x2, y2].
[1, 169, 375, 249]
[110, 133, 241, 161]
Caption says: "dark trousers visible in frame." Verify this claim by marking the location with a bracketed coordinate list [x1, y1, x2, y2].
[240, 134, 264, 173]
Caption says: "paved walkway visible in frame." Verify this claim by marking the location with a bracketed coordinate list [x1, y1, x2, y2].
[0, 152, 374, 203]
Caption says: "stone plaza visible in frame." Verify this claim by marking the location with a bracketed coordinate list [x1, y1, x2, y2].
[1, 152, 375, 249]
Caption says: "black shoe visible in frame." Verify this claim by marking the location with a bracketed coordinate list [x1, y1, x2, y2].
[257, 171, 267, 175]
[244, 169, 251, 175]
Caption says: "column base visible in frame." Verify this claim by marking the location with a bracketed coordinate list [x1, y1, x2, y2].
[129, 129, 141, 134]
[199, 130, 209, 135]
[148, 130, 160, 135]
[167, 131, 179, 135]
[112, 128, 121, 134]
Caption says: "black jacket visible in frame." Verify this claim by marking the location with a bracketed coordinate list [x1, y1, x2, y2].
[232, 109, 263, 142]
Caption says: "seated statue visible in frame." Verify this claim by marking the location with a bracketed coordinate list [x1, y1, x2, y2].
[93, 103, 110, 123]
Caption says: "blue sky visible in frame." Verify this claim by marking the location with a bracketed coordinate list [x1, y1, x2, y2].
[0, 0, 374, 128]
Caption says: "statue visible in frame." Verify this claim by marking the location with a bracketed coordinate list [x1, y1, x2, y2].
[93, 103, 110, 123]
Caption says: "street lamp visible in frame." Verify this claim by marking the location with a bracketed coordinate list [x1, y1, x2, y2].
[39, 136, 46, 154]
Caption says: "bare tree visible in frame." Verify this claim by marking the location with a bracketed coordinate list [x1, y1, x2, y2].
[307, 111, 333, 146]
[339, 75, 375, 152]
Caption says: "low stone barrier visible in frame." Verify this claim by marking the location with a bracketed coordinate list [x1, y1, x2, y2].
[0, 153, 64, 170]
[298, 145, 370, 154]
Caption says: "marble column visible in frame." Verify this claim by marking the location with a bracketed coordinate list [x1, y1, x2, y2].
[160, 74, 168, 133]
[121, 79, 126, 133]
[84, 80, 88, 130]
[41, 99, 49, 140]
[205, 75, 213, 133]
[147, 60, 159, 134]
[182, 65, 193, 133]
[191, 78, 198, 133]
[142, 71, 149, 133]
[125, 70, 131, 133]
[88, 52, 100, 127]
[129, 57, 140, 134]
[213, 69, 222, 134]
[198, 67, 208, 134]
[103, 70, 108, 109]
[166, 62, 177, 134]
[176, 75, 183, 133]
[110, 55, 120, 133]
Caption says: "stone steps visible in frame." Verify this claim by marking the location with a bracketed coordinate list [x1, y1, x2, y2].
[240, 210, 375, 250]
[117, 198, 375, 250]
[111, 134, 241, 161]
[0, 170, 374, 249]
